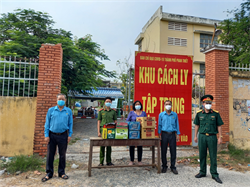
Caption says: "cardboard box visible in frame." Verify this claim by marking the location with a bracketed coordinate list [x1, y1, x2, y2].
[129, 131, 140, 139]
[102, 128, 107, 139]
[136, 117, 156, 128]
[141, 128, 155, 139]
[116, 122, 128, 128]
[115, 128, 128, 139]
[107, 128, 116, 139]
[128, 122, 140, 131]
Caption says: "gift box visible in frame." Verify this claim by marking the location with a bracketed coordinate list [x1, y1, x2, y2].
[128, 121, 141, 131]
[129, 130, 140, 139]
[115, 128, 128, 139]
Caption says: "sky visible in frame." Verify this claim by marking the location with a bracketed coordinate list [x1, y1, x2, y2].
[0, 0, 242, 81]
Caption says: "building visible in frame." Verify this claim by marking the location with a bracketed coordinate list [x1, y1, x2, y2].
[134, 6, 221, 74]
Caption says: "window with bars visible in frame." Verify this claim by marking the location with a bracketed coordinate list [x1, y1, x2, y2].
[200, 64, 205, 78]
[168, 22, 187, 31]
[200, 34, 217, 48]
[168, 37, 187, 47]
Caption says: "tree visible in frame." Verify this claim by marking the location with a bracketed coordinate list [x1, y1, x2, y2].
[0, 9, 115, 96]
[219, 0, 250, 64]
[115, 54, 134, 102]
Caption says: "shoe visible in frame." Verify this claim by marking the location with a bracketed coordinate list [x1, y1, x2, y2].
[212, 176, 222, 184]
[195, 173, 206, 178]
[161, 167, 167, 173]
[171, 169, 178, 174]
[106, 162, 114, 166]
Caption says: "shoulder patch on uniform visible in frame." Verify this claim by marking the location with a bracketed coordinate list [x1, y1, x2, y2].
[213, 109, 219, 113]
[99, 108, 104, 111]
[197, 109, 202, 113]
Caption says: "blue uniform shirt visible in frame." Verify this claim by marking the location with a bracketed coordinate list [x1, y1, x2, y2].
[158, 111, 180, 135]
[44, 106, 73, 137]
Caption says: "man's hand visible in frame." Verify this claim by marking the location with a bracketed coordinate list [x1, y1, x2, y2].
[68, 137, 71, 143]
[159, 134, 161, 140]
[218, 137, 222, 144]
[176, 135, 179, 142]
[98, 132, 101, 137]
[45, 137, 50, 144]
[194, 136, 198, 143]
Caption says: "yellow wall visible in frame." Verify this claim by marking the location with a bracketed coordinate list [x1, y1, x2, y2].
[0, 97, 37, 156]
[160, 21, 192, 56]
[229, 76, 250, 149]
[141, 17, 160, 53]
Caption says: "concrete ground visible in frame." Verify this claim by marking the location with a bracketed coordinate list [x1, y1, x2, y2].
[1, 118, 250, 187]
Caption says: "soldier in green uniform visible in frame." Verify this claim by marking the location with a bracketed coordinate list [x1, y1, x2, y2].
[194, 95, 223, 184]
[97, 97, 117, 166]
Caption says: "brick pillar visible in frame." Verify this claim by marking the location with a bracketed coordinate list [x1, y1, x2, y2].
[34, 44, 63, 156]
[202, 44, 233, 144]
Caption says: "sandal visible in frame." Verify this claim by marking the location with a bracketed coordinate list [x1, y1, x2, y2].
[41, 175, 52, 182]
[98, 163, 103, 169]
[59, 174, 69, 180]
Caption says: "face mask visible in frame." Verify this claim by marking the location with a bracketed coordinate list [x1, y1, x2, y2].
[105, 102, 111, 107]
[135, 105, 141, 110]
[205, 104, 212, 110]
[165, 105, 171, 110]
[57, 100, 65, 106]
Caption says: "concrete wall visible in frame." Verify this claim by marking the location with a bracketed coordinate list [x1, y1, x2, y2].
[141, 17, 160, 53]
[0, 97, 37, 156]
[229, 71, 250, 149]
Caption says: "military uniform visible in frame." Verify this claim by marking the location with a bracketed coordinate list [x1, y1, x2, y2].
[194, 107, 224, 178]
[98, 108, 117, 164]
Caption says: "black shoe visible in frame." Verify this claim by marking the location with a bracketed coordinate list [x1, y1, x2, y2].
[106, 162, 114, 166]
[212, 176, 222, 184]
[171, 169, 178, 174]
[195, 173, 206, 178]
[161, 167, 167, 173]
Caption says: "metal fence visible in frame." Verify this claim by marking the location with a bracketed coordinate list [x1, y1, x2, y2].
[0, 56, 39, 97]
[192, 70, 205, 120]
[229, 63, 250, 71]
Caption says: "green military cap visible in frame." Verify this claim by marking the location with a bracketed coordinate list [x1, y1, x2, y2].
[201, 95, 213, 102]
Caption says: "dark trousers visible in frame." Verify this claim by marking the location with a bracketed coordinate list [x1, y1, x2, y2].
[129, 146, 143, 162]
[46, 132, 68, 177]
[198, 133, 218, 177]
[161, 132, 176, 169]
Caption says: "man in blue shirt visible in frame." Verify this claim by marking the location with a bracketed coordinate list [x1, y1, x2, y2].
[158, 100, 180, 174]
[42, 93, 73, 182]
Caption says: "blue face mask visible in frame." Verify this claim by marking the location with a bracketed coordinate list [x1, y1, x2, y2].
[57, 100, 65, 106]
[135, 105, 141, 110]
[105, 102, 111, 107]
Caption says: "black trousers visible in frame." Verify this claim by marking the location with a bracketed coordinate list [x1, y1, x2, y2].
[129, 146, 143, 162]
[46, 132, 68, 177]
[161, 132, 176, 169]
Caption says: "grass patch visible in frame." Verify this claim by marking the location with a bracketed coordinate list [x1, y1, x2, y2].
[68, 137, 81, 145]
[228, 143, 250, 163]
[0, 155, 45, 174]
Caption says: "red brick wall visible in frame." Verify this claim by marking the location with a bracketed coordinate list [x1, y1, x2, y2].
[34, 44, 63, 156]
[205, 49, 229, 143]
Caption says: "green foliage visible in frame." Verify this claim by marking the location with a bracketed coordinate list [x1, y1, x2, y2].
[219, 0, 250, 64]
[0, 9, 116, 96]
[0, 155, 44, 174]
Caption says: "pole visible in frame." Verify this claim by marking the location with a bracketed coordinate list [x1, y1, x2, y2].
[128, 67, 132, 114]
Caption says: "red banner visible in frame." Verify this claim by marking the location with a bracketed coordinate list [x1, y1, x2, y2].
[134, 52, 193, 145]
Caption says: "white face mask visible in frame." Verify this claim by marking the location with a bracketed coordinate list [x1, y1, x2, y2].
[205, 104, 212, 110]
[165, 105, 172, 110]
